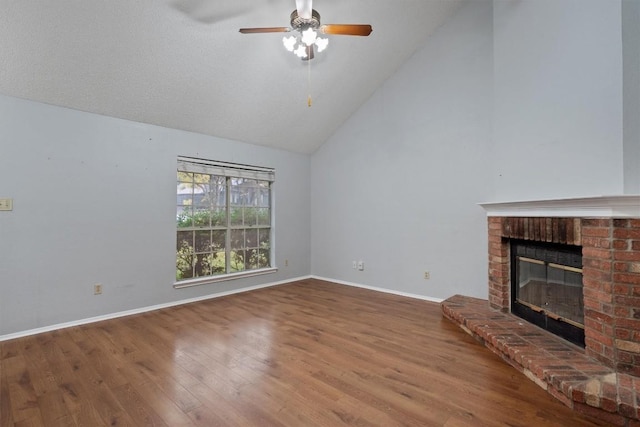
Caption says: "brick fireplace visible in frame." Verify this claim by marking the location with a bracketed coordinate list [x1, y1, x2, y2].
[486, 205, 640, 376]
[442, 196, 640, 425]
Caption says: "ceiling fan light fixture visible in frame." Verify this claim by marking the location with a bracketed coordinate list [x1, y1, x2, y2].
[301, 27, 317, 46]
[315, 37, 328, 52]
[283, 36, 297, 52]
[294, 44, 308, 58]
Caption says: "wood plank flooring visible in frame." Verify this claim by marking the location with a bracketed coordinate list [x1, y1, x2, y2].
[1, 279, 609, 426]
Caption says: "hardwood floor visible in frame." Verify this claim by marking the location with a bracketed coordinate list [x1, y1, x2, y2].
[1, 279, 608, 426]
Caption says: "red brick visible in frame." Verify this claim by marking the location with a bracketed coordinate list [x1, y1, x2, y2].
[582, 236, 611, 249]
[585, 309, 613, 325]
[582, 227, 611, 238]
[613, 273, 640, 285]
[584, 318, 604, 333]
[614, 305, 631, 316]
[585, 328, 614, 347]
[613, 239, 630, 250]
[583, 258, 612, 271]
[488, 233, 503, 243]
[584, 287, 612, 303]
[614, 251, 640, 261]
[613, 284, 631, 295]
[583, 247, 612, 259]
[614, 228, 640, 239]
[613, 295, 640, 307]
[601, 303, 614, 315]
[584, 297, 602, 310]
[633, 240, 640, 251]
[583, 267, 613, 281]
[574, 402, 626, 426]
[616, 328, 631, 340]
[617, 318, 640, 329]
[614, 218, 631, 228]
[583, 218, 612, 227]
[630, 219, 640, 228]
[614, 262, 628, 272]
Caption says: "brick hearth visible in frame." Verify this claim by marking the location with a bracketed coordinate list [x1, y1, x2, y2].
[442, 295, 640, 426]
[442, 197, 640, 425]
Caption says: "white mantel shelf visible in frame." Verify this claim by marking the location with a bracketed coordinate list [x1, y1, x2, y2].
[479, 195, 640, 218]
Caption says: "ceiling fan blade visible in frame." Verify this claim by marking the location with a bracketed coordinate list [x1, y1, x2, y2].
[239, 27, 291, 34]
[320, 24, 372, 36]
[295, 0, 312, 20]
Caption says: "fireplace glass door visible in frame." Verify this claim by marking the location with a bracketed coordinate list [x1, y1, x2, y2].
[511, 241, 584, 347]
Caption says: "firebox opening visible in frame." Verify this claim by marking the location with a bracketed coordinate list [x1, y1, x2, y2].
[510, 240, 585, 347]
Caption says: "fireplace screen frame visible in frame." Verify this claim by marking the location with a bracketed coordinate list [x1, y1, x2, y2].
[510, 240, 585, 347]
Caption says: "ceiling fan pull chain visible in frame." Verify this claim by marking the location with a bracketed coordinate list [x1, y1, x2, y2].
[307, 55, 312, 107]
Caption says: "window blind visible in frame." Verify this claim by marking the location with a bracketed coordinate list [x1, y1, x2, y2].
[177, 156, 275, 182]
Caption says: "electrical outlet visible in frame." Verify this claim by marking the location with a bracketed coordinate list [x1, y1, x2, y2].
[424, 271, 430, 280]
[285, 259, 289, 267]
[0, 198, 13, 211]
[357, 261, 364, 271]
[352, 261, 357, 269]
[94, 284, 103, 295]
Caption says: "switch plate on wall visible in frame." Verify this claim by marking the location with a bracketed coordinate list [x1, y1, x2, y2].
[0, 198, 13, 211]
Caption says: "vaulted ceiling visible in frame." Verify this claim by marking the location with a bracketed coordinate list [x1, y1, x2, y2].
[0, 0, 464, 153]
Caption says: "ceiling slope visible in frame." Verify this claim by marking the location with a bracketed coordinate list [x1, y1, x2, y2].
[0, 0, 463, 153]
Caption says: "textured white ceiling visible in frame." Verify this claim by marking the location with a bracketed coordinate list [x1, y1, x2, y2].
[0, 0, 463, 153]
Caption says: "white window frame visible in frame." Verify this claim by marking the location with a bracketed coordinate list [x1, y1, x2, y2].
[174, 156, 276, 288]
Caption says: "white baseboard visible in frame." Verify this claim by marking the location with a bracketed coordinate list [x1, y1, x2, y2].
[309, 275, 444, 303]
[0, 275, 312, 342]
[1, 275, 441, 342]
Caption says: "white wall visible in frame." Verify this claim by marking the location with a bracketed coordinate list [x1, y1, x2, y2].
[0, 94, 310, 336]
[310, 1, 493, 300]
[492, 0, 625, 200]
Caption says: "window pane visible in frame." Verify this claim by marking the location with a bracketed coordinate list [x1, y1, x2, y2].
[230, 250, 245, 272]
[194, 230, 211, 252]
[194, 254, 207, 277]
[230, 207, 243, 226]
[244, 208, 257, 226]
[176, 237, 195, 281]
[211, 230, 225, 251]
[247, 248, 259, 270]
[192, 209, 210, 227]
[230, 229, 244, 250]
[211, 251, 226, 275]
[259, 188, 270, 207]
[257, 208, 270, 226]
[177, 206, 193, 228]
[245, 229, 258, 248]
[210, 208, 226, 226]
[258, 229, 270, 247]
[258, 248, 270, 268]
[177, 231, 193, 251]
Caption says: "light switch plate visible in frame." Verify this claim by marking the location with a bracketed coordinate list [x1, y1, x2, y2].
[0, 198, 13, 211]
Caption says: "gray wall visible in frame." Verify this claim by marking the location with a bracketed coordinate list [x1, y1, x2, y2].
[0, 95, 310, 336]
[310, 1, 494, 300]
[623, 0, 640, 194]
[310, 0, 630, 301]
[1, 0, 634, 336]
[492, 0, 625, 200]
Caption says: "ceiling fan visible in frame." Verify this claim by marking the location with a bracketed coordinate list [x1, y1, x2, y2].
[239, 0, 372, 61]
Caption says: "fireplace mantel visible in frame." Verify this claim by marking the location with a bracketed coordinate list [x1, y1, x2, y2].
[479, 195, 640, 218]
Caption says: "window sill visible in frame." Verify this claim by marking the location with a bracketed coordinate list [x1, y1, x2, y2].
[173, 267, 278, 289]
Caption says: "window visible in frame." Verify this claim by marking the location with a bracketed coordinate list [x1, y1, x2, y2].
[175, 157, 275, 286]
